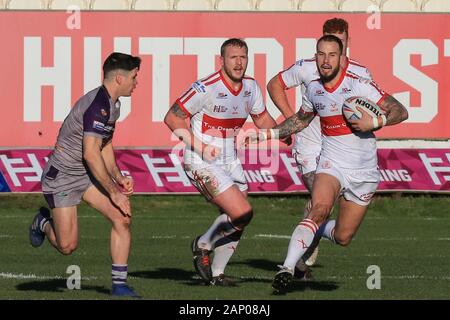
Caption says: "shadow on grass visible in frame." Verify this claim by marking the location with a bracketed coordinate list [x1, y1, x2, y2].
[130, 268, 206, 286]
[230, 258, 324, 272]
[16, 279, 110, 295]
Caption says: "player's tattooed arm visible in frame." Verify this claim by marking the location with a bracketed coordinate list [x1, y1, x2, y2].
[274, 110, 315, 139]
[170, 102, 189, 120]
[379, 94, 408, 126]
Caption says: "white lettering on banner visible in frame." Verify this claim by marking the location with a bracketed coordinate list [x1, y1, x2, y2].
[243, 170, 274, 183]
[24, 37, 71, 121]
[445, 40, 450, 56]
[184, 38, 225, 80]
[22, 36, 445, 125]
[245, 39, 283, 120]
[139, 38, 184, 123]
[114, 37, 132, 121]
[393, 39, 438, 123]
[418, 153, 450, 185]
[279, 153, 302, 185]
[379, 169, 412, 182]
[141, 153, 191, 187]
[0, 154, 43, 187]
[84, 37, 101, 95]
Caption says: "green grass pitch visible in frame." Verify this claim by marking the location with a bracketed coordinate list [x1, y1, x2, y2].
[0, 194, 449, 300]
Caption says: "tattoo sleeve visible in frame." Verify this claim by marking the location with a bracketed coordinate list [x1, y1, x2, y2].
[170, 102, 189, 119]
[274, 110, 314, 139]
[380, 95, 408, 126]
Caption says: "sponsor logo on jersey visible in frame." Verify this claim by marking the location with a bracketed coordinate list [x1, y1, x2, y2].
[93, 120, 105, 131]
[213, 105, 228, 113]
[243, 90, 251, 97]
[315, 89, 325, 96]
[314, 102, 326, 111]
[217, 92, 228, 99]
[330, 102, 339, 112]
[341, 87, 352, 94]
[193, 81, 206, 93]
[296, 59, 304, 66]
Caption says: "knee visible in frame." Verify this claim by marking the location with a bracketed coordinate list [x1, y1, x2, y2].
[309, 202, 332, 224]
[231, 209, 253, 229]
[334, 233, 353, 246]
[58, 242, 77, 255]
[112, 216, 132, 231]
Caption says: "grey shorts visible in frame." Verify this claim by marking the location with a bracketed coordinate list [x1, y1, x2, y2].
[41, 162, 93, 209]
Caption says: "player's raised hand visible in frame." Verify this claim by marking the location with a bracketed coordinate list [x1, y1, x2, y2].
[116, 176, 134, 196]
[348, 106, 375, 132]
[111, 191, 132, 217]
[202, 144, 221, 162]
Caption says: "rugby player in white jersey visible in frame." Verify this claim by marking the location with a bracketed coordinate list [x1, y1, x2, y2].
[164, 38, 279, 286]
[245, 35, 408, 293]
[267, 18, 373, 272]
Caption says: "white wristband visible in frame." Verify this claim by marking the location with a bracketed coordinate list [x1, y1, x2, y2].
[372, 117, 380, 129]
[381, 114, 387, 126]
[373, 115, 387, 129]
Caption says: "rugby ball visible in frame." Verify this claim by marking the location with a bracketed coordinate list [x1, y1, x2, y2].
[342, 96, 384, 121]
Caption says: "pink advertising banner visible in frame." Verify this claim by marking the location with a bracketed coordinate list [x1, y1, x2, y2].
[0, 148, 449, 194]
[0, 12, 449, 148]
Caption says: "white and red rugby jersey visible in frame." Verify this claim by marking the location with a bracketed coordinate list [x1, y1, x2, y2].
[279, 58, 372, 151]
[176, 70, 267, 163]
[304, 72, 387, 171]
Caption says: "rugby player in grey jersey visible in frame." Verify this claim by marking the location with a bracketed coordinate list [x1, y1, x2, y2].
[29, 52, 141, 298]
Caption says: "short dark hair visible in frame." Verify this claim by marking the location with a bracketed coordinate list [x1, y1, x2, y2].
[316, 34, 343, 55]
[220, 38, 248, 57]
[323, 18, 349, 37]
[103, 52, 141, 77]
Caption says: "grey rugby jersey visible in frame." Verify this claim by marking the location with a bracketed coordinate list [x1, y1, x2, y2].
[49, 85, 121, 175]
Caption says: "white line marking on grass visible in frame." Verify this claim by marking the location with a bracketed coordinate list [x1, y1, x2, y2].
[254, 234, 291, 239]
[326, 275, 450, 281]
[0, 235, 11, 238]
[0, 272, 97, 280]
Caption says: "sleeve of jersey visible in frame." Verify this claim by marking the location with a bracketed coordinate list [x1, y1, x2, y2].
[249, 83, 267, 117]
[361, 79, 388, 105]
[175, 83, 205, 117]
[83, 103, 108, 138]
[279, 61, 305, 89]
[300, 95, 315, 115]
[365, 67, 373, 81]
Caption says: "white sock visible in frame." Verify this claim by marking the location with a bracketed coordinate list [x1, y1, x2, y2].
[211, 233, 241, 277]
[198, 214, 239, 251]
[283, 219, 318, 270]
[321, 219, 336, 243]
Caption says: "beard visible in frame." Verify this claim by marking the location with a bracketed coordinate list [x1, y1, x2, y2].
[223, 65, 246, 82]
[319, 64, 340, 83]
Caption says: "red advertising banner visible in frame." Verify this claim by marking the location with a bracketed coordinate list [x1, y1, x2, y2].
[0, 12, 449, 148]
[1, 148, 449, 193]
